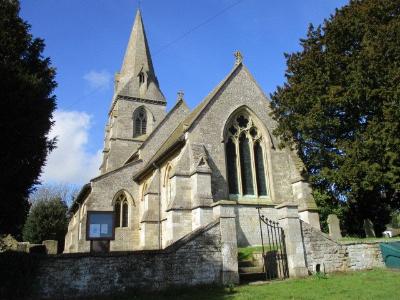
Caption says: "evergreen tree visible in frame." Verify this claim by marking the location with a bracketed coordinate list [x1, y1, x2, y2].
[23, 197, 68, 252]
[271, 0, 400, 235]
[0, 0, 57, 237]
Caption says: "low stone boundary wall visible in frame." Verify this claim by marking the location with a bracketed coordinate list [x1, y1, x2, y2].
[300, 221, 384, 273]
[31, 220, 223, 299]
[0, 235, 58, 254]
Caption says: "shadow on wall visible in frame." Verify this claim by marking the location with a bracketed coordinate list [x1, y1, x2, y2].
[235, 211, 251, 247]
[299, 220, 310, 274]
[204, 147, 229, 200]
[19, 221, 230, 299]
[204, 148, 253, 247]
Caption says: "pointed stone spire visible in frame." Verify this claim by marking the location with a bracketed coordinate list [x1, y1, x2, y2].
[115, 9, 166, 103]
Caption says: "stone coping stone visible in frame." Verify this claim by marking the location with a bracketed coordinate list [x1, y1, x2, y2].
[56, 219, 220, 259]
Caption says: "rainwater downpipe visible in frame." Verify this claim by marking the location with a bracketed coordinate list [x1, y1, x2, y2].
[153, 162, 162, 249]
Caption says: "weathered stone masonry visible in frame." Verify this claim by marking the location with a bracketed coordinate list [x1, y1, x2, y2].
[32, 221, 226, 299]
[301, 221, 384, 273]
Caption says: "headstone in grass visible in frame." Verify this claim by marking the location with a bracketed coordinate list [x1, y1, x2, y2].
[327, 214, 342, 240]
[363, 219, 376, 238]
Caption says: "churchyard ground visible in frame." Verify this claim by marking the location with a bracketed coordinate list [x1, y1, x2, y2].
[88, 268, 399, 300]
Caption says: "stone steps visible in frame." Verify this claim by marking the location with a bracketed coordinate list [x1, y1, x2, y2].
[238, 258, 266, 283]
[239, 271, 267, 283]
[238, 260, 255, 267]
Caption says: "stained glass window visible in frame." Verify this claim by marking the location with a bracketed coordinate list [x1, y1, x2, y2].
[254, 141, 267, 196]
[226, 138, 238, 194]
[122, 201, 129, 227]
[237, 115, 249, 128]
[239, 134, 254, 195]
[114, 200, 121, 227]
[225, 112, 269, 198]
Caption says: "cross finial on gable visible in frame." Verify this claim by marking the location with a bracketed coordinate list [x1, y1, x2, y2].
[234, 50, 243, 65]
[177, 90, 184, 101]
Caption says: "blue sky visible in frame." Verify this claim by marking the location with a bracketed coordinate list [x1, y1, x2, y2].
[20, 0, 348, 186]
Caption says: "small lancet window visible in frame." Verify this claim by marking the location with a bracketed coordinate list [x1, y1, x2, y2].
[122, 201, 128, 227]
[138, 72, 145, 84]
[114, 199, 121, 228]
[114, 193, 129, 228]
[225, 112, 268, 198]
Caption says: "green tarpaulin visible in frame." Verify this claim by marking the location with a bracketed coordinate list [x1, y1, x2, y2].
[380, 242, 400, 269]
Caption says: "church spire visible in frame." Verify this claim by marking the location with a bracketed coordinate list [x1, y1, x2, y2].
[115, 9, 166, 103]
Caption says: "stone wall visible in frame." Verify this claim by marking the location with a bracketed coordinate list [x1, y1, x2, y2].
[67, 161, 143, 253]
[301, 221, 384, 273]
[235, 205, 277, 247]
[106, 100, 166, 172]
[32, 221, 226, 299]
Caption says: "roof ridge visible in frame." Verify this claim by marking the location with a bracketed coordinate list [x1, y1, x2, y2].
[124, 98, 189, 165]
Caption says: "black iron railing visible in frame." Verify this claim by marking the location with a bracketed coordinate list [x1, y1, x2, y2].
[257, 206, 289, 280]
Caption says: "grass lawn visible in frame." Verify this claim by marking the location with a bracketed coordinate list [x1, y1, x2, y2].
[94, 268, 399, 300]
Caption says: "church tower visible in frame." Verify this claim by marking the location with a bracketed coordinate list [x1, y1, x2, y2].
[100, 9, 167, 174]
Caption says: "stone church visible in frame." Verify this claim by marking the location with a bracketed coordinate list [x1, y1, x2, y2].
[65, 9, 320, 253]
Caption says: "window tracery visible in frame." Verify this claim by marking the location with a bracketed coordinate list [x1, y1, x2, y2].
[114, 193, 129, 228]
[225, 113, 268, 197]
[134, 107, 147, 136]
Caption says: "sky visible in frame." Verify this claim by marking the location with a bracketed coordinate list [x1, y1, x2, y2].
[20, 0, 348, 187]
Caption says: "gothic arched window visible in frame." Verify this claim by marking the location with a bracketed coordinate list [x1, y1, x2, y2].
[134, 107, 147, 136]
[114, 199, 121, 227]
[114, 193, 129, 228]
[225, 113, 268, 198]
[239, 133, 254, 195]
[226, 138, 238, 194]
[122, 201, 129, 227]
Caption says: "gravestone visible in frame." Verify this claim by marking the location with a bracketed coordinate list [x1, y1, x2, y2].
[363, 219, 376, 237]
[327, 214, 342, 240]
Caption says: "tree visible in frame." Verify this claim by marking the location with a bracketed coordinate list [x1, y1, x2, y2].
[23, 197, 68, 253]
[22, 184, 77, 252]
[0, 0, 57, 237]
[270, 0, 400, 235]
[29, 183, 79, 207]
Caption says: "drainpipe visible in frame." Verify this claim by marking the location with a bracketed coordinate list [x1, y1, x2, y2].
[153, 162, 162, 249]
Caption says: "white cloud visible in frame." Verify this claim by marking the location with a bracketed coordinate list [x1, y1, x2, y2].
[41, 110, 102, 185]
[83, 70, 111, 90]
